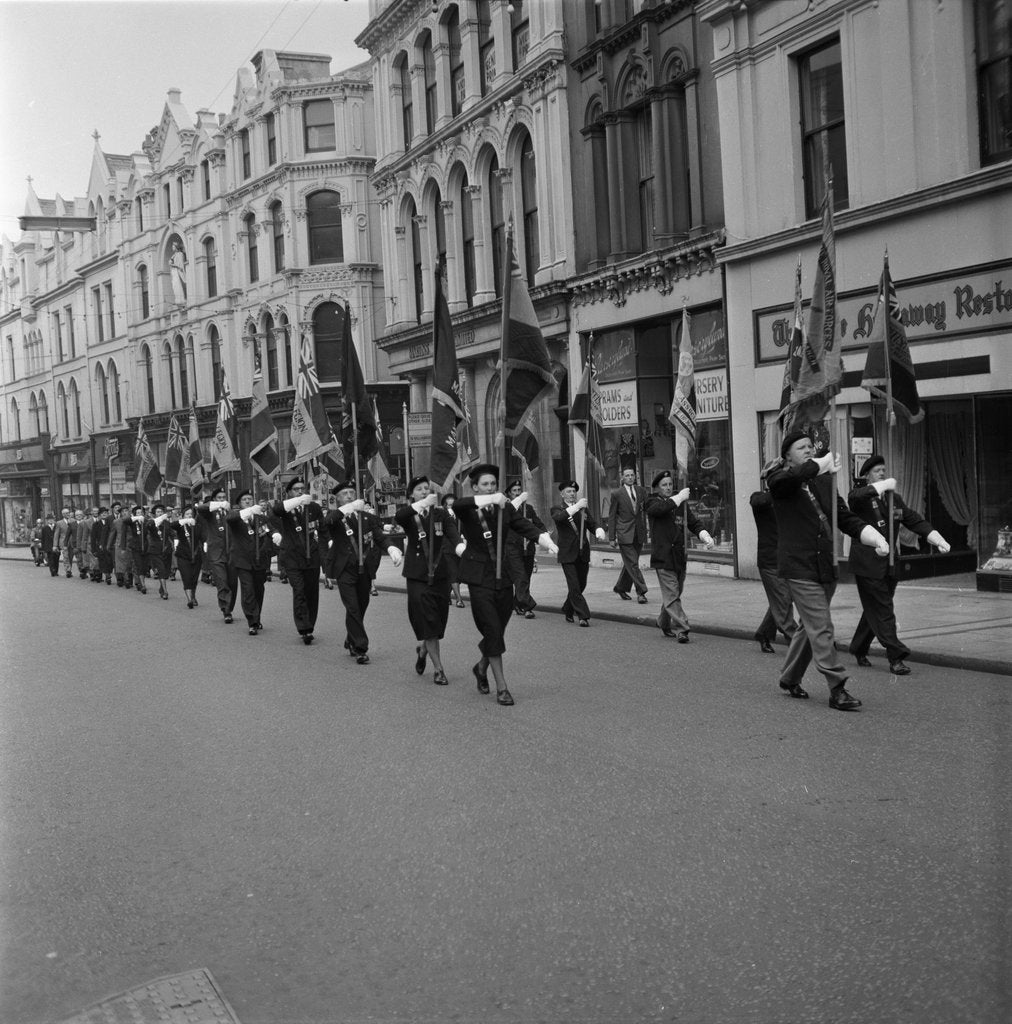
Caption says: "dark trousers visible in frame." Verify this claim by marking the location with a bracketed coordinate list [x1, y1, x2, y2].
[561, 558, 591, 620]
[614, 541, 647, 596]
[287, 564, 320, 635]
[47, 551, 60, 576]
[337, 567, 372, 653]
[850, 574, 909, 664]
[130, 551, 149, 589]
[505, 543, 537, 612]
[755, 565, 798, 642]
[208, 558, 237, 614]
[235, 567, 266, 627]
[468, 581, 515, 658]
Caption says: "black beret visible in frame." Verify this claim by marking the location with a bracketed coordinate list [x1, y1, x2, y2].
[859, 454, 885, 478]
[468, 463, 500, 485]
[131, 504, 145, 515]
[780, 429, 810, 458]
[284, 477, 305, 494]
[506, 478, 523, 492]
[652, 470, 673, 488]
[407, 475, 430, 494]
[208, 485, 227, 500]
[151, 503, 166, 515]
[329, 480, 357, 495]
[558, 480, 579, 492]
[232, 488, 251, 504]
[439, 493, 456, 507]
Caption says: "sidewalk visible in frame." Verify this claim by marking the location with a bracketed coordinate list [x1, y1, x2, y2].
[5, 544, 1008, 676]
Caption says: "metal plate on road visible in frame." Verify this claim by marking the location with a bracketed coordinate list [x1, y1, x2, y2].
[56, 968, 242, 1024]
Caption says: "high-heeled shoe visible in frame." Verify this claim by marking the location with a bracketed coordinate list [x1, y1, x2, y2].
[472, 662, 490, 694]
[496, 688, 514, 706]
[455, 599, 465, 608]
[415, 644, 427, 675]
[433, 670, 448, 685]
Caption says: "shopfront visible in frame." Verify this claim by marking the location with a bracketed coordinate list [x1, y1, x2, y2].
[54, 445, 93, 512]
[0, 439, 54, 546]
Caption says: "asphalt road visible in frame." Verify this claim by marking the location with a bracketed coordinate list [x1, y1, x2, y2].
[1, 562, 1009, 1024]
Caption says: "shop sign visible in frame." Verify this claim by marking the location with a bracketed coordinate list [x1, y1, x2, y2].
[407, 412, 431, 447]
[689, 309, 727, 370]
[695, 368, 729, 421]
[594, 330, 636, 383]
[754, 259, 1012, 363]
[0, 482, 8, 496]
[597, 379, 638, 426]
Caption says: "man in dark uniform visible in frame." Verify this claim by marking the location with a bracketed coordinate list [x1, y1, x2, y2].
[324, 480, 402, 664]
[504, 478, 545, 619]
[226, 489, 275, 636]
[196, 484, 238, 624]
[608, 467, 650, 603]
[455, 463, 558, 706]
[107, 503, 133, 588]
[126, 504, 157, 594]
[551, 480, 607, 627]
[768, 430, 890, 711]
[750, 461, 798, 653]
[644, 471, 714, 642]
[847, 453, 949, 674]
[89, 507, 107, 582]
[53, 509, 74, 578]
[271, 477, 325, 645]
[41, 514, 58, 575]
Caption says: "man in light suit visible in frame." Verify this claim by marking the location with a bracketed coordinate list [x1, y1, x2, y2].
[608, 467, 649, 603]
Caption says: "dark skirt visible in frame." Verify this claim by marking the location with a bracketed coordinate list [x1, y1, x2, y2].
[176, 554, 202, 589]
[148, 552, 170, 579]
[406, 577, 451, 640]
[468, 581, 514, 658]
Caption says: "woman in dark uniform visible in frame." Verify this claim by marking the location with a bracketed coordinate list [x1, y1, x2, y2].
[395, 475, 461, 685]
[149, 503, 174, 600]
[226, 489, 275, 636]
[440, 493, 466, 607]
[171, 503, 203, 608]
[453, 463, 558, 706]
[504, 478, 545, 619]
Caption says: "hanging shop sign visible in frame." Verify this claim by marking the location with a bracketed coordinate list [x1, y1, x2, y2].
[597, 379, 639, 426]
[695, 368, 729, 421]
[407, 412, 431, 448]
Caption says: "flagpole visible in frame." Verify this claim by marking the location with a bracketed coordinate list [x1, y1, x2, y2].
[496, 220, 514, 581]
[402, 401, 411, 486]
[304, 460, 311, 558]
[352, 401, 364, 557]
[581, 333, 593, 549]
[884, 249, 896, 570]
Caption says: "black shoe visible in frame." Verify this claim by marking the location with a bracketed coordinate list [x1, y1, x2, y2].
[759, 639, 775, 654]
[524, 610, 535, 619]
[433, 670, 448, 685]
[356, 652, 370, 665]
[677, 633, 689, 644]
[565, 614, 574, 623]
[415, 644, 427, 675]
[889, 661, 911, 675]
[496, 688, 515, 707]
[473, 662, 490, 694]
[779, 680, 810, 699]
[613, 589, 632, 601]
[302, 633, 314, 645]
[160, 591, 168, 600]
[192, 597, 198, 607]
[223, 614, 233, 624]
[829, 687, 862, 711]
[855, 655, 872, 668]
[249, 627, 258, 636]
[186, 601, 194, 609]
[578, 618, 590, 627]
[637, 595, 648, 604]
[455, 599, 465, 608]
[661, 627, 679, 638]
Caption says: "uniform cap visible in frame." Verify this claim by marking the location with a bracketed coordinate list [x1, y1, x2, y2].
[558, 479, 579, 492]
[468, 463, 500, 486]
[859, 454, 885, 478]
[780, 429, 810, 458]
[652, 470, 673, 488]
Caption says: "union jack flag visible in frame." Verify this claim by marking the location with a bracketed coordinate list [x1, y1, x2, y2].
[163, 414, 191, 488]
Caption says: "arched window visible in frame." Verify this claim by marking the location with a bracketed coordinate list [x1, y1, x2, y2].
[109, 361, 122, 422]
[140, 344, 155, 414]
[279, 314, 293, 388]
[201, 159, 211, 201]
[270, 201, 285, 274]
[488, 153, 505, 298]
[265, 112, 277, 166]
[138, 264, 150, 319]
[307, 191, 343, 264]
[396, 53, 413, 151]
[265, 313, 278, 390]
[174, 334, 189, 407]
[245, 214, 259, 283]
[203, 237, 217, 297]
[404, 196, 423, 324]
[448, 8, 464, 117]
[421, 31, 437, 134]
[459, 172, 475, 307]
[478, 0, 494, 96]
[164, 342, 177, 409]
[584, 100, 610, 266]
[635, 104, 654, 251]
[209, 326, 223, 402]
[432, 185, 447, 274]
[519, 132, 539, 284]
[10, 398, 20, 442]
[29, 393, 39, 436]
[58, 383, 69, 438]
[37, 391, 49, 434]
[240, 128, 251, 179]
[97, 363, 110, 424]
[69, 379, 81, 436]
[313, 301, 343, 383]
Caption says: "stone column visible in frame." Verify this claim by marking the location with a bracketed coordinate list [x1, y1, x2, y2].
[604, 113, 625, 259]
[413, 214, 432, 320]
[466, 184, 494, 305]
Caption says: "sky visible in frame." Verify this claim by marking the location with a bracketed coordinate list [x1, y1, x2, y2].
[0, 0, 374, 242]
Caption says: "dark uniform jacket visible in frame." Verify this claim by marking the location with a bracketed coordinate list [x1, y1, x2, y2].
[847, 485, 933, 580]
[395, 504, 461, 582]
[505, 502, 546, 551]
[170, 520, 202, 563]
[40, 523, 56, 552]
[90, 515, 110, 556]
[226, 509, 275, 572]
[270, 499, 325, 571]
[768, 460, 867, 583]
[749, 491, 780, 572]
[550, 503, 600, 564]
[126, 516, 159, 553]
[645, 494, 705, 572]
[454, 497, 543, 588]
[195, 503, 231, 562]
[323, 508, 386, 579]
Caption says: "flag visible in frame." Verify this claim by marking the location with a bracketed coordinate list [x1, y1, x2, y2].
[134, 419, 162, 498]
[163, 414, 190, 489]
[209, 372, 240, 479]
[340, 302, 378, 472]
[187, 402, 206, 492]
[500, 220, 557, 448]
[570, 350, 605, 475]
[288, 334, 335, 470]
[457, 368, 479, 476]
[319, 421, 346, 482]
[861, 255, 923, 423]
[789, 177, 841, 424]
[777, 257, 807, 430]
[429, 263, 465, 489]
[668, 307, 697, 478]
[368, 395, 392, 488]
[250, 345, 280, 481]
[510, 417, 541, 472]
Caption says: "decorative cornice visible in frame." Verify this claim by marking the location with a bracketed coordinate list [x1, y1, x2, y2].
[571, 0, 691, 74]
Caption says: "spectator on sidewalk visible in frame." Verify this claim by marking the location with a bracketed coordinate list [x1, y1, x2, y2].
[750, 460, 798, 653]
[608, 467, 649, 604]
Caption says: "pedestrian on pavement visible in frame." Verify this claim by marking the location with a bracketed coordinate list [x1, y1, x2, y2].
[226, 489, 275, 635]
[505, 478, 545, 619]
[41, 514, 58, 575]
[768, 430, 890, 711]
[53, 509, 74, 578]
[271, 477, 325, 645]
[644, 471, 715, 643]
[440, 493, 466, 608]
[551, 480, 607, 627]
[324, 480, 402, 664]
[107, 503, 132, 588]
[196, 485, 238, 624]
[608, 467, 649, 604]
[395, 475, 460, 684]
[750, 460, 799, 653]
[454, 463, 558, 706]
[847, 453, 950, 674]
[149, 503, 174, 600]
[29, 519, 44, 566]
[171, 504, 203, 609]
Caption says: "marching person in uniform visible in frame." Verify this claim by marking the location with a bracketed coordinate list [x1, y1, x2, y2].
[454, 463, 558, 706]
[645, 471, 715, 642]
[551, 480, 607, 627]
[171, 503, 203, 609]
[29, 518, 44, 566]
[226, 489, 275, 636]
[271, 477, 325, 645]
[847, 453, 949, 674]
[768, 430, 890, 712]
[126, 505, 157, 594]
[395, 475, 461, 684]
[324, 480, 402, 665]
[149, 503, 174, 599]
[41, 514, 58, 575]
[53, 509, 74, 578]
[196, 485, 238, 624]
[74, 509, 93, 580]
[440, 493, 466, 608]
[107, 503, 133, 588]
[89, 507, 107, 582]
[608, 467, 650, 603]
[504, 478, 544, 619]
[750, 462, 799, 653]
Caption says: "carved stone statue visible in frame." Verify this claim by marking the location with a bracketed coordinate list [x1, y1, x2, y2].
[170, 241, 187, 303]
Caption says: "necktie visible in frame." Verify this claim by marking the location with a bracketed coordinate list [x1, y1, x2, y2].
[628, 486, 636, 512]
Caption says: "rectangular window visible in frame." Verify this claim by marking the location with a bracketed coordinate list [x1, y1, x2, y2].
[400, 62, 414, 151]
[140, 268, 150, 319]
[104, 283, 115, 338]
[512, 1, 530, 71]
[93, 287, 104, 343]
[449, 16, 465, 117]
[55, 312, 64, 362]
[204, 240, 217, 298]
[424, 39, 437, 133]
[304, 100, 336, 152]
[65, 306, 75, 357]
[977, 0, 1012, 165]
[136, 197, 144, 233]
[241, 129, 251, 179]
[478, 2, 494, 97]
[202, 160, 211, 200]
[266, 112, 277, 165]
[461, 192, 475, 308]
[799, 37, 849, 217]
[247, 221, 259, 283]
[163, 183, 171, 219]
[273, 211, 285, 273]
[177, 177, 184, 212]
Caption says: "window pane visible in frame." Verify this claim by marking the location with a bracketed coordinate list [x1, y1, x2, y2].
[304, 100, 335, 151]
[979, 57, 1012, 162]
[308, 192, 344, 264]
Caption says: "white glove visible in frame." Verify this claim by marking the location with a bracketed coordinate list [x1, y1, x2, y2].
[455, 541, 466, 557]
[537, 532, 557, 553]
[699, 530, 715, 549]
[387, 545, 402, 566]
[300, 493, 314, 507]
[926, 530, 950, 554]
[860, 524, 890, 556]
[283, 497, 302, 512]
[814, 452, 840, 475]
[474, 494, 496, 508]
[179, 516, 194, 526]
[272, 532, 282, 546]
[239, 506, 257, 522]
[173, 538, 179, 550]
[132, 514, 145, 523]
[210, 500, 230, 512]
[872, 478, 897, 496]
[672, 487, 691, 507]
[153, 514, 167, 527]
[411, 493, 437, 514]
[339, 498, 367, 515]
[203, 542, 208, 553]
[595, 527, 607, 542]
[510, 491, 529, 510]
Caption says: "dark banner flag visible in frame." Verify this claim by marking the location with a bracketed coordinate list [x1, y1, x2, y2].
[163, 414, 190, 489]
[429, 263, 465, 489]
[134, 420, 163, 498]
[777, 257, 806, 431]
[188, 402, 206, 494]
[340, 302, 377, 472]
[250, 344, 280, 481]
